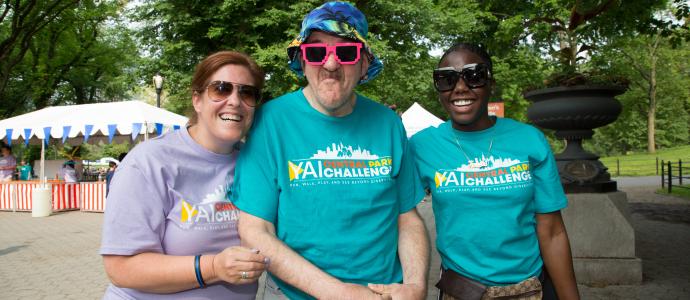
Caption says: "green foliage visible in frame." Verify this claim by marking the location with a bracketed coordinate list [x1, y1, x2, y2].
[81, 142, 130, 161]
[588, 33, 690, 155]
[0, 0, 139, 118]
[485, 0, 669, 89]
[1, 0, 688, 157]
[130, 0, 486, 118]
[492, 47, 549, 122]
[589, 88, 649, 155]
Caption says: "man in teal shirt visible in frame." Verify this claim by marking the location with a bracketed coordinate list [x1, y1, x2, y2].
[234, 2, 429, 299]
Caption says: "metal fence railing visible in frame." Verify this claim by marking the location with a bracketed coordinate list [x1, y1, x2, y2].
[661, 159, 690, 193]
[601, 156, 690, 177]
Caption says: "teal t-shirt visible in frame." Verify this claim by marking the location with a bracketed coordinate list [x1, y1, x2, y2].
[410, 118, 567, 286]
[233, 89, 424, 300]
[18, 165, 32, 180]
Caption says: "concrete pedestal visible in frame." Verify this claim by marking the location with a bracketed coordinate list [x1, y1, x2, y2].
[561, 191, 642, 285]
[32, 185, 52, 217]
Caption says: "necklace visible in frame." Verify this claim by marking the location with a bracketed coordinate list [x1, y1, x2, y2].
[453, 133, 494, 169]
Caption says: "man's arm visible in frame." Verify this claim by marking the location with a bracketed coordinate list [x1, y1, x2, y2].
[398, 208, 430, 297]
[536, 211, 580, 300]
[238, 211, 381, 300]
[369, 208, 429, 300]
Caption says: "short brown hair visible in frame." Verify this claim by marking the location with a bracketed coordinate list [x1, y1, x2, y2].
[188, 51, 264, 126]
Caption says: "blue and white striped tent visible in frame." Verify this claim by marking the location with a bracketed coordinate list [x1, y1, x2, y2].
[0, 101, 188, 181]
[0, 100, 188, 146]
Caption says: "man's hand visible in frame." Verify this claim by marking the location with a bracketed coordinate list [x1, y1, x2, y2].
[368, 283, 425, 300]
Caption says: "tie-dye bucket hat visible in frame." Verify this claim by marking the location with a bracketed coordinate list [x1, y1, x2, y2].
[287, 1, 383, 84]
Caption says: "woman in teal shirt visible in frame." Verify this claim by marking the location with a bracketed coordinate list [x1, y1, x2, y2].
[410, 43, 579, 300]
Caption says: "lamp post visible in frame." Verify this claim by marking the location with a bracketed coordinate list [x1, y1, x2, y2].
[153, 72, 164, 108]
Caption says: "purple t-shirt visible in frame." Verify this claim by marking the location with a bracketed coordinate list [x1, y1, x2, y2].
[99, 127, 256, 299]
[0, 154, 16, 180]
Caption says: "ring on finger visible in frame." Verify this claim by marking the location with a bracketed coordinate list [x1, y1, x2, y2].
[240, 271, 248, 280]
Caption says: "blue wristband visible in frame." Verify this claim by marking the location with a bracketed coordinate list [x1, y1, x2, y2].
[194, 255, 206, 288]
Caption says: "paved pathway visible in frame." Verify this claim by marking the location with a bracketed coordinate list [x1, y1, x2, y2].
[613, 176, 661, 188]
[0, 211, 106, 299]
[1, 178, 689, 299]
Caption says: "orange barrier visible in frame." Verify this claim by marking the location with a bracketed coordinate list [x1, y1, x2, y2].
[52, 183, 80, 211]
[80, 182, 106, 212]
[14, 182, 40, 211]
[0, 183, 13, 211]
[0, 181, 105, 213]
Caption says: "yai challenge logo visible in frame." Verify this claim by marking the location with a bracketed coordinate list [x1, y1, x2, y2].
[177, 184, 240, 231]
[434, 155, 533, 193]
[288, 143, 393, 187]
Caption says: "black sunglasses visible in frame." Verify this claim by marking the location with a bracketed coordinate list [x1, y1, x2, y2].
[199, 81, 261, 107]
[433, 63, 492, 92]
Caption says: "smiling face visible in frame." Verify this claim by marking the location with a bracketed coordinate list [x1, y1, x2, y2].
[301, 31, 369, 117]
[438, 49, 494, 132]
[190, 64, 256, 154]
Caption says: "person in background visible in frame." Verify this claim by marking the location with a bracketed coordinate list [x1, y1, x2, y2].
[61, 160, 79, 183]
[105, 161, 117, 196]
[105, 153, 127, 195]
[410, 42, 579, 300]
[234, 2, 429, 299]
[100, 51, 268, 299]
[0, 144, 17, 182]
[17, 159, 33, 180]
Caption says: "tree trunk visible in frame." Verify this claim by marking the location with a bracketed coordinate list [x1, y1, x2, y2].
[647, 92, 656, 153]
[646, 35, 660, 153]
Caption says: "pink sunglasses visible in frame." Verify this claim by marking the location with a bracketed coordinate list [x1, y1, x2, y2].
[300, 43, 362, 65]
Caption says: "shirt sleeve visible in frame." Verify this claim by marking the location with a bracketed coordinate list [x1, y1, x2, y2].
[396, 124, 425, 214]
[100, 163, 168, 255]
[409, 136, 429, 191]
[232, 113, 280, 223]
[531, 132, 568, 213]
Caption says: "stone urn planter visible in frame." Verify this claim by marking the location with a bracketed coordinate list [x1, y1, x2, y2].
[524, 85, 626, 193]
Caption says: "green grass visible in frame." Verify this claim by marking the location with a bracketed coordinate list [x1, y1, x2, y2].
[599, 145, 690, 177]
[656, 185, 690, 200]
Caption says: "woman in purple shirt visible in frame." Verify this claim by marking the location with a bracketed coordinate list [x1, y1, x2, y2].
[100, 51, 268, 299]
[0, 144, 17, 182]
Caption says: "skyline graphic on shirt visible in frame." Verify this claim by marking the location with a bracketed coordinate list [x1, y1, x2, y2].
[455, 155, 521, 172]
[310, 142, 380, 159]
[200, 184, 227, 204]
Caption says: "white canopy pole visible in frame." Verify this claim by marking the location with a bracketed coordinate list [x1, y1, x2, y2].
[40, 139, 45, 185]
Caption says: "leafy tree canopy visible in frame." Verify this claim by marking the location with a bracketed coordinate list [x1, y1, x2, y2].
[131, 0, 487, 118]
[0, 0, 139, 118]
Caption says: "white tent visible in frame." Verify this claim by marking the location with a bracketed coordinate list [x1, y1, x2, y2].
[1, 100, 188, 145]
[0, 100, 189, 181]
[401, 102, 444, 138]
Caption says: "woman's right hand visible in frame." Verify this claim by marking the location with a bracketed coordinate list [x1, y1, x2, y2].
[211, 246, 269, 284]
